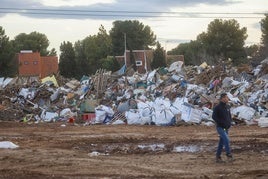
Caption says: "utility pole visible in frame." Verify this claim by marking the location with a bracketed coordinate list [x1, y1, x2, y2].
[124, 33, 127, 67]
[165, 40, 168, 63]
[144, 46, 147, 73]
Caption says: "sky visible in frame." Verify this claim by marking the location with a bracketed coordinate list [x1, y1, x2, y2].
[0, 0, 267, 54]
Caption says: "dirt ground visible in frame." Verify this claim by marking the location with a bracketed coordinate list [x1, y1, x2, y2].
[0, 121, 267, 179]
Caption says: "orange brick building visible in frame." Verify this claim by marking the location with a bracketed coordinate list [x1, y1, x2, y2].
[17, 51, 58, 78]
[116, 50, 154, 74]
[115, 50, 184, 74]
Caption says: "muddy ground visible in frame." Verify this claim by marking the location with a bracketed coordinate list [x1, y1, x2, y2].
[0, 121, 267, 179]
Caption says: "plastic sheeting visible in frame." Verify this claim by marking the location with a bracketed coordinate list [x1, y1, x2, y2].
[41, 75, 59, 87]
[0, 141, 19, 149]
[256, 117, 268, 127]
[231, 105, 256, 121]
[168, 61, 184, 73]
[181, 103, 202, 123]
[0, 77, 13, 89]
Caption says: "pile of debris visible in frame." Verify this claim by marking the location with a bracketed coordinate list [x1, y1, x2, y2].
[1, 58, 268, 127]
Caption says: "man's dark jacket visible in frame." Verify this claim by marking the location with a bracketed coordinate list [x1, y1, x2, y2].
[212, 101, 232, 129]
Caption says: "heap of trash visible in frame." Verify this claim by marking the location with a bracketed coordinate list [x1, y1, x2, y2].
[1, 58, 268, 128]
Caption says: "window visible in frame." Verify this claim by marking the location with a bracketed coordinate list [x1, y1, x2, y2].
[24, 61, 29, 65]
[136, 60, 142, 66]
[33, 61, 38, 65]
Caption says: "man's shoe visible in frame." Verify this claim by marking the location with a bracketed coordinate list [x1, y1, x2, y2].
[226, 154, 234, 162]
[216, 156, 225, 163]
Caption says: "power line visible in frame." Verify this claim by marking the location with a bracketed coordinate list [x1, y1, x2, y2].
[0, 11, 265, 19]
[0, 7, 266, 19]
[0, 12, 263, 18]
[0, 7, 267, 15]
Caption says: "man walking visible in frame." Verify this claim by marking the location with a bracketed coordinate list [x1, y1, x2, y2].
[212, 93, 234, 163]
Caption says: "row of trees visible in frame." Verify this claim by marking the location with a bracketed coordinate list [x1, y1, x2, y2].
[0, 20, 159, 78]
[1, 15, 268, 78]
[59, 21, 158, 79]
[258, 14, 268, 61]
[169, 15, 268, 66]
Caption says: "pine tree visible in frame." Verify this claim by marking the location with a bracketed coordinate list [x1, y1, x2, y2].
[151, 42, 166, 69]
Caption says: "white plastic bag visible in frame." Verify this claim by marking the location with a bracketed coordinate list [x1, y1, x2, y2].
[152, 109, 174, 126]
[125, 110, 142, 125]
[95, 105, 115, 123]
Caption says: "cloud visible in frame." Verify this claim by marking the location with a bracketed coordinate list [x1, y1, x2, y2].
[0, 0, 234, 20]
[39, 0, 116, 7]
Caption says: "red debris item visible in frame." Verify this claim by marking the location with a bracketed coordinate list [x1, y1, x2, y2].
[82, 113, 96, 123]
[68, 117, 75, 123]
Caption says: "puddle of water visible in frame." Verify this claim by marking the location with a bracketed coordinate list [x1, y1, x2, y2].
[174, 145, 200, 153]
[78, 142, 208, 154]
[138, 143, 165, 151]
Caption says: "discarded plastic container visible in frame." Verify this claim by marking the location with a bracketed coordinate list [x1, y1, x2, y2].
[82, 113, 96, 122]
